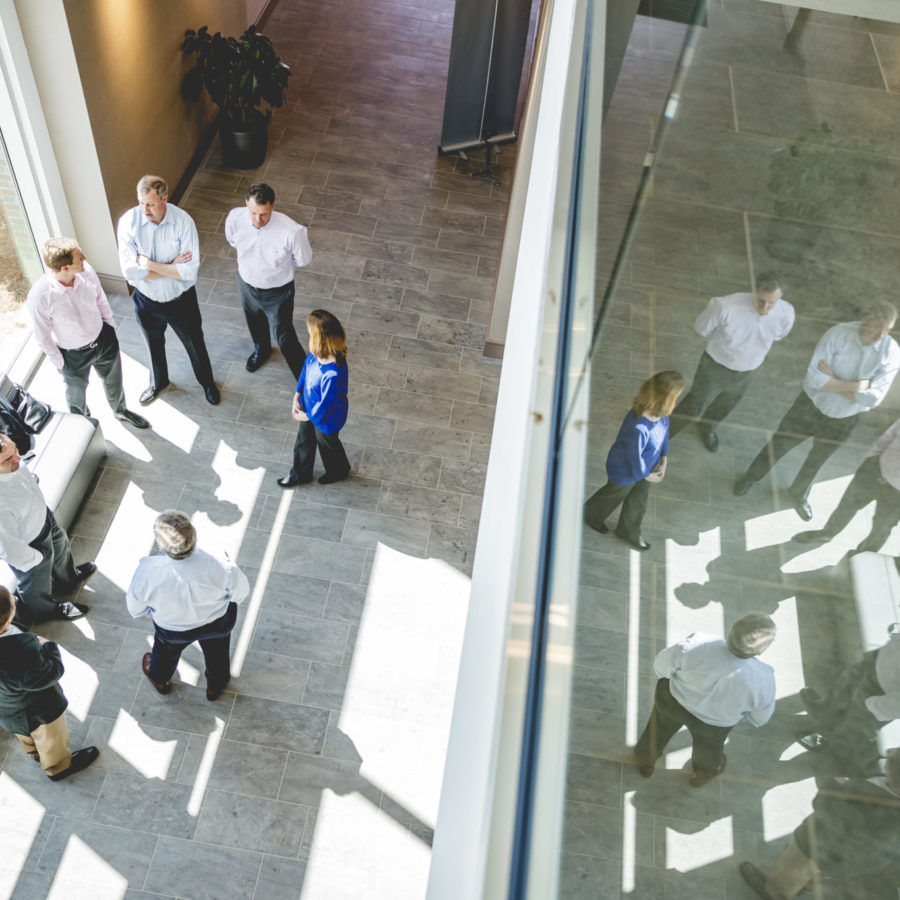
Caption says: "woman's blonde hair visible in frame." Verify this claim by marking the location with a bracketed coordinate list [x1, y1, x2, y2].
[307, 309, 347, 365]
[632, 370, 685, 418]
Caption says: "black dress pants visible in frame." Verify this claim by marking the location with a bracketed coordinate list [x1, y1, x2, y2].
[742, 391, 859, 500]
[150, 601, 238, 691]
[819, 455, 900, 552]
[669, 352, 756, 437]
[289, 419, 350, 482]
[635, 678, 733, 775]
[133, 287, 215, 391]
[583, 478, 650, 541]
[237, 275, 305, 380]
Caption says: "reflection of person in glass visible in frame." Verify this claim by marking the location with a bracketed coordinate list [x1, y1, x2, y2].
[634, 614, 776, 788]
[794, 418, 900, 555]
[583, 370, 684, 552]
[670, 273, 794, 452]
[734, 302, 899, 521]
[739, 747, 900, 899]
[794, 630, 900, 772]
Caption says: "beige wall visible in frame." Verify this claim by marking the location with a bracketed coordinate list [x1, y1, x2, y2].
[63, 0, 252, 228]
[15, 0, 263, 277]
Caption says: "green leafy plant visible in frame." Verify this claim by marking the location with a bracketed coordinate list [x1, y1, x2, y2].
[181, 26, 291, 131]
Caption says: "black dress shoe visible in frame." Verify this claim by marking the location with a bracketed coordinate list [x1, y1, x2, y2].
[75, 562, 96, 582]
[616, 530, 650, 552]
[48, 746, 99, 781]
[635, 755, 655, 778]
[116, 409, 150, 429]
[700, 428, 719, 452]
[139, 383, 168, 406]
[797, 732, 826, 752]
[792, 495, 813, 521]
[733, 475, 754, 496]
[277, 474, 305, 488]
[318, 470, 349, 485]
[55, 601, 88, 620]
[206, 678, 229, 702]
[204, 384, 221, 405]
[738, 861, 774, 899]
[689, 753, 726, 787]
[246, 349, 271, 373]
[142, 651, 171, 694]
[799, 686, 822, 712]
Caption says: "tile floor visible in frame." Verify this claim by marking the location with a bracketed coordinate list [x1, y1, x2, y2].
[563, 2, 900, 898]
[0, 0, 508, 897]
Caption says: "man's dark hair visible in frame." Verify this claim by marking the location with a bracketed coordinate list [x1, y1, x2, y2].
[756, 272, 784, 294]
[0, 586, 14, 630]
[245, 183, 275, 206]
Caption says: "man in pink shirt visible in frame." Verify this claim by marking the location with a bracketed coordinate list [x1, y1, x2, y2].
[25, 238, 148, 429]
[794, 417, 900, 553]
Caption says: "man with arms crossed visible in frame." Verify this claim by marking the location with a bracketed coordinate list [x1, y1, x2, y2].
[26, 237, 148, 428]
[670, 273, 793, 451]
[225, 182, 312, 379]
[117, 175, 219, 406]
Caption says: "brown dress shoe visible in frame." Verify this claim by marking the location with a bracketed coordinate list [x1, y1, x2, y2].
[142, 652, 171, 694]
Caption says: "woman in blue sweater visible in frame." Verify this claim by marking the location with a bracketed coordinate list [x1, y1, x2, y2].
[277, 310, 351, 488]
[584, 370, 684, 551]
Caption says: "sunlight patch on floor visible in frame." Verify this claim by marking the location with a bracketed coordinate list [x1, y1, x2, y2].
[108, 709, 178, 780]
[0, 772, 45, 897]
[95, 482, 159, 592]
[57, 647, 99, 721]
[664, 529, 724, 646]
[47, 833, 128, 899]
[665, 816, 734, 873]
[762, 778, 817, 842]
[759, 595, 804, 700]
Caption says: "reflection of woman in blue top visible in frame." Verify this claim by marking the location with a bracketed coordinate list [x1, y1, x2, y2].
[584, 371, 684, 551]
[277, 310, 351, 488]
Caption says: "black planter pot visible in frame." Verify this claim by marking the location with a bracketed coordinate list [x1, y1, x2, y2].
[219, 112, 268, 169]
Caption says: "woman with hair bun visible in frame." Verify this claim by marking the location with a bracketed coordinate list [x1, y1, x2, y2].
[583, 370, 685, 551]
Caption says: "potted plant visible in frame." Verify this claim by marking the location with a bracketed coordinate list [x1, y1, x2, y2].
[181, 25, 291, 169]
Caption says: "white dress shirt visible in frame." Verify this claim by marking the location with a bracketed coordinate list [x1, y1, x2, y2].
[869, 638, 900, 722]
[803, 322, 900, 418]
[116, 203, 200, 302]
[696, 292, 795, 372]
[654, 632, 776, 727]
[225, 208, 313, 289]
[0, 467, 49, 572]
[25, 262, 116, 370]
[126, 549, 249, 631]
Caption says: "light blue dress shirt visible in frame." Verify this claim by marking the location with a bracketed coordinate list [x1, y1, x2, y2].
[116, 203, 200, 303]
[126, 549, 250, 631]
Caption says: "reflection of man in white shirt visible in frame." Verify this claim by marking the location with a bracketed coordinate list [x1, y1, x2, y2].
[225, 182, 313, 380]
[735, 301, 900, 521]
[671, 273, 794, 452]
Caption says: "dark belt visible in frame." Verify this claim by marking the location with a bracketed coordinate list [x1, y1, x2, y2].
[28, 509, 52, 548]
[66, 328, 104, 353]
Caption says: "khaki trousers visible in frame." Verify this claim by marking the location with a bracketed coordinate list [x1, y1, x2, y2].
[766, 837, 821, 899]
[15, 712, 72, 776]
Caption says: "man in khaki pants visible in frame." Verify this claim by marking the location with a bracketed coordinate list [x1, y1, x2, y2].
[0, 587, 98, 780]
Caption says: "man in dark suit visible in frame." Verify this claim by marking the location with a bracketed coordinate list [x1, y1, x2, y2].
[740, 747, 900, 898]
[0, 586, 98, 780]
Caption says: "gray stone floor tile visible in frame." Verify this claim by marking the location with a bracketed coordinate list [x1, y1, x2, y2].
[85, 716, 190, 780]
[92, 772, 198, 839]
[347, 303, 420, 337]
[387, 335, 463, 371]
[250, 609, 349, 664]
[449, 400, 495, 434]
[130, 680, 234, 734]
[426, 523, 477, 572]
[374, 387, 453, 426]
[231, 652, 311, 704]
[254, 855, 306, 900]
[144, 836, 262, 899]
[177, 737, 288, 799]
[302, 661, 350, 711]
[324, 582, 368, 624]
[401, 287, 471, 321]
[341, 507, 431, 555]
[274, 533, 368, 582]
[279, 752, 375, 807]
[225, 695, 330, 754]
[377, 482, 462, 525]
[195, 789, 310, 856]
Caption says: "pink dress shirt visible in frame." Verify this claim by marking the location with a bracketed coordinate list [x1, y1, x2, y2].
[25, 262, 116, 370]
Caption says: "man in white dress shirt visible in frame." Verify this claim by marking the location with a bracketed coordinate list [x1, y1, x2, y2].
[25, 237, 148, 429]
[735, 301, 900, 520]
[634, 613, 776, 787]
[127, 510, 249, 701]
[0, 432, 93, 623]
[670, 273, 794, 451]
[225, 182, 313, 379]
[117, 175, 219, 406]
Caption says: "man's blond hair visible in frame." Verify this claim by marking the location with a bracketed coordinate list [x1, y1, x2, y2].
[42, 237, 81, 272]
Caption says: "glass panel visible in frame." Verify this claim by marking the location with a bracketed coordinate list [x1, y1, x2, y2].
[552, 1, 900, 897]
[0, 127, 42, 366]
